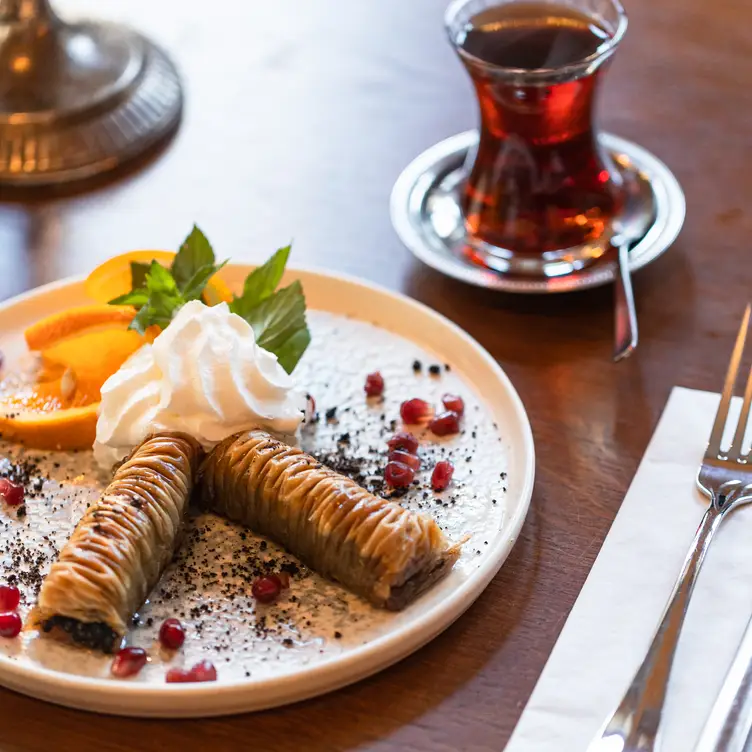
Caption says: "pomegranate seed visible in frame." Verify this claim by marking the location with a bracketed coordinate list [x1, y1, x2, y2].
[384, 461, 415, 489]
[400, 398, 433, 425]
[429, 411, 461, 437]
[165, 667, 191, 683]
[111, 647, 147, 678]
[431, 460, 454, 492]
[0, 478, 24, 507]
[364, 372, 385, 397]
[166, 660, 217, 684]
[387, 431, 419, 454]
[388, 449, 421, 471]
[0, 585, 20, 612]
[189, 660, 217, 682]
[252, 576, 282, 604]
[0, 612, 21, 638]
[442, 393, 465, 416]
[159, 618, 185, 650]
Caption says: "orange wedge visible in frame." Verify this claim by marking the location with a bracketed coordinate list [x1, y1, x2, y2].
[85, 250, 233, 306]
[7, 304, 157, 450]
[41, 328, 154, 372]
[0, 405, 99, 450]
[0, 368, 102, 450]
[25, 305, 136, 351]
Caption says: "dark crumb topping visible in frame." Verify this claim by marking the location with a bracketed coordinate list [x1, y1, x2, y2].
[412, 360, 422, 372]
[310, 450, 377, 490]
[428, 364, 441, 376]
[1, 456, 43, 488]
[42, 615, 118, 653]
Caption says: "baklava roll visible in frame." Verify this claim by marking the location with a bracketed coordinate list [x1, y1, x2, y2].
[35, 433, 202, 652]
[200, 430, 460, 610]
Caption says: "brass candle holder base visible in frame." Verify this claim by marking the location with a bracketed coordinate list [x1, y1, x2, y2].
[0, 1, 182, 185]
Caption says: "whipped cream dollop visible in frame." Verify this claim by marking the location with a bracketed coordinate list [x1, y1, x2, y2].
[94, 300, 305, 468]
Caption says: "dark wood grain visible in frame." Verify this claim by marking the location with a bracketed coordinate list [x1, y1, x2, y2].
[0, 0, 749, 750]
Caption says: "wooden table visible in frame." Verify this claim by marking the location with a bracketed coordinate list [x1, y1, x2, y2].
[0, 0, 750, 749]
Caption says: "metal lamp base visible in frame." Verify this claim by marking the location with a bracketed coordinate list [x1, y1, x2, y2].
[0, 4, 182, 185]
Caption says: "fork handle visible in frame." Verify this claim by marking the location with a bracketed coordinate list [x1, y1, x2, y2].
[593, 504, 723, 749]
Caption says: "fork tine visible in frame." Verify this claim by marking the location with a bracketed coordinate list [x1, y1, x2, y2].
[707, 304, 751, 457]
[730, 363, 752, 460]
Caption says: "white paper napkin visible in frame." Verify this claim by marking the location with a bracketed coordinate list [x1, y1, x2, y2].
[506, 386, 752, 752]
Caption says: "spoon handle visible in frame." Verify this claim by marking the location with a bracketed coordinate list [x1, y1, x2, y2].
[614, 241, 638, 361]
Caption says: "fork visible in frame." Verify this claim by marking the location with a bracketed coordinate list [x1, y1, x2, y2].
[587, 304, 752, 752]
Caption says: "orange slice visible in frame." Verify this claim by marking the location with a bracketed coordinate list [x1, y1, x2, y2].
[0, 404, 99, 450]
[25, 305, 136, 351]
[85, 250, 233, 306]
[8, 304, 158, 450]
[41, 328, 157, 375]
[0, 368, 101, 450]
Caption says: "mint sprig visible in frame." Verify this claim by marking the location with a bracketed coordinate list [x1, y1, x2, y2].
[240, 280, 310, 374]
[130, 261, 151, 289]
[110, 225, 227, 331]
[229, 245, 290, 319]
[108, 226, 310, 373]
[171, 226, 215, 291]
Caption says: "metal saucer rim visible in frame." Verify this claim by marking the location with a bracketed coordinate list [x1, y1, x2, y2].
[390, 130, 686, 295]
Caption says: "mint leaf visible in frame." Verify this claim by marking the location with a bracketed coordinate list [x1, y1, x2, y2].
[242, 280, 309, 373]
[171, 225, 215, 292]
[130, 261, 151, 289]
[128, 290, 181, 334]
[147, 260, 180, 296]
[129, 298, 175, 334]
[108, 289, 149, 307]
[230, 245, 291, 318]
[183, 259, 228, 302]
[149, 288, 182, 323]
[272, 326, 311, 375]
[125, 261, 184, 333]
[129, 305, 153, 335]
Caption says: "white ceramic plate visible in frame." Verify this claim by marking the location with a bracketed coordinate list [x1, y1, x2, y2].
[0, 265, 534, 717]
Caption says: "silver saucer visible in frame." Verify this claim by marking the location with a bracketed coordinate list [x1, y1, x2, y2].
[390, 131, 685, 294]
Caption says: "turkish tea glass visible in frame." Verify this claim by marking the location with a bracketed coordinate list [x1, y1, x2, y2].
[445, 0, 628, 275]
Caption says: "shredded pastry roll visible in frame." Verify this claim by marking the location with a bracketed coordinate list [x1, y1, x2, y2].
[35, 433, 202, 652]
[200, 430, 460, 610]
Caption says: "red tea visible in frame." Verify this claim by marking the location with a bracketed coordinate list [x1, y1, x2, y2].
[454, 2, 622, 256]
